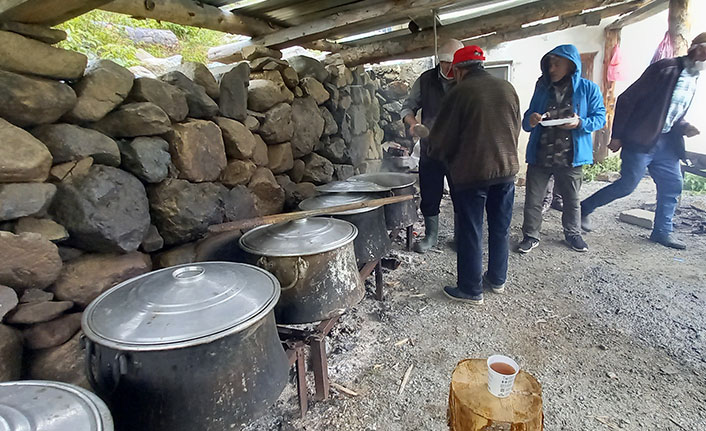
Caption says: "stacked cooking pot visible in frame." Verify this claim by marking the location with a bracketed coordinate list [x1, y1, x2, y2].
[347, 173, 417, 231]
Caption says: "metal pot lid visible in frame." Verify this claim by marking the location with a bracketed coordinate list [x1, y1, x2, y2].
[0, 380, 113, 431]
[348, 173, 417, 189]
[316, 180, 391, 193]
[82, 262, 280, 350]
[240, 217, 357, 257]
[299, 193, 381, 215]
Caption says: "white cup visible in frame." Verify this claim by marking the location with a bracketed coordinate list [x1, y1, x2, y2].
[487, 355, 519, 398]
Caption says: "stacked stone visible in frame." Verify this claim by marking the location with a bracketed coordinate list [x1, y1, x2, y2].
[375, 78, 414, 155]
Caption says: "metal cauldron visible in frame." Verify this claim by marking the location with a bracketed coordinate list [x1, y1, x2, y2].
[348, 173, 418, 230]
[81, 262, 289, 431]
[240, 217, 363, 324]
[0, 380, 114, 431]
[299, 193, 390, 266]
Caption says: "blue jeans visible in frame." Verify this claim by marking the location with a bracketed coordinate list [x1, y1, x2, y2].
[581, 134, 683, 235]
[452, 182, 515, 296]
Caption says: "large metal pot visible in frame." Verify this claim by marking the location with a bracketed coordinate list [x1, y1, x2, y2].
[81, 262, 289, 431]
[0, 380, 114, 431]
[240, 218, 363, 324]
[299, 193, 390, 266]
[348, 173, 417, 230]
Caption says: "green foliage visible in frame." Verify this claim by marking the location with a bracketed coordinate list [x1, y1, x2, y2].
[583, 157, 622, 182]
[57, 10, 235, 67]
[683, 172, 706, 194]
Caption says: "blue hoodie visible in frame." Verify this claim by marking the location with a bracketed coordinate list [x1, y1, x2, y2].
[522, 44, 606, 167]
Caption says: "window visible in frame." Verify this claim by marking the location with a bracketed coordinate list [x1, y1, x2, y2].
[485, 61, 512, 81]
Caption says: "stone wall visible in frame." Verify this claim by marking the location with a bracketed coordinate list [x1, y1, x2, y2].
[0, 28, 383, 386]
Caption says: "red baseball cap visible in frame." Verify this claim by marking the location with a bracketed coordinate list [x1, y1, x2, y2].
[452, 45, 486, 65]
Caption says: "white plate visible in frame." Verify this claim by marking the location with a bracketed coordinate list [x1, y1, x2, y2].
[540, 117, 577, 127]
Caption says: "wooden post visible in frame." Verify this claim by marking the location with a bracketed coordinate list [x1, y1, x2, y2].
[595, 28, 622, 163]
[668, 0, 691, 55]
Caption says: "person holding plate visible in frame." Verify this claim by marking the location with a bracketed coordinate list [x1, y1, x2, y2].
[517, 44, 606, 253]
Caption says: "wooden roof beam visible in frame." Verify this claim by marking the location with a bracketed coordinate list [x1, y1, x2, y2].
[0, 0, 112, 26]
[607, 0, 668, 30]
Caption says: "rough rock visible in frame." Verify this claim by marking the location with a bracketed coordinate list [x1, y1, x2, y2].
[0, 22, 67, 44]
[294, 87, 304, 98]
[300, 77, 330, 105]
[92, 102, 171, 138]
[0, 119, 52, 184]
[251, 70, 291, 102]
[214, 117, 255, 159]
[57, 246, 83, 262]
[384, 81, 409, 100]
[19, 288, 54, 303]
[0, 30, 86, 80]
[51, 165, 150, 253]
[288, 55, 328, 82]
[349, 104, 369, 135]
[258, 103, 294, 145]
[161, 71, 219, 118]
[349, 130, 375, 166]
[174, 61, 220, 99]
[148, 179, 226, 245]
[140, 224, 164, 253]
[316, 136, 347, 163]
[250, 56, 289, 72]
[340, 94, 353, 111]
[356, 159, 383, 174]
[27, 332, 88, 388]
[0, 70, 77, 128]
[167, 119, 226, 182]
[23, 312, 82, 350]
[219, 63, 249, 121]
[0, 286, 18, 322]
[0, 324, 21, 381]
[287, 159, 306, 183]
[5, 300, 73, 325]
[291, 97, 325, 158]
[282, 66, 299, 89]
[244, 116, 260, 131]
[64, 59, 134, 123]
[222, 185, 258, 222]
[248, 168, 285, 216]
[129, 65, 158, 79]
[596, 172, 621, 182]
[276, 175, 317, 210]
[0, 183, 56, 221]
[219, 159, 257, 187]
[351, 85, 371, 105]
[252, 134, 269, 166]
[32, 123, 120, 166]
[51, 252, 151, 308]
[334, 163, 355, 181]
[301, 153, 334, 185]
[242, 45, 282, 61]
[248, 79, 287, 112]
[154, 243, 197, 268]
[48, 157, 93, 183]
[320, 107, 338, 136]
[0, 232, 61, 293]
[118, 137, 171, 183]
[268, 142, 294, 175]
[619, 209, 654, 230]
[127, 77, 188, 122]
[14, 217, 68, 242]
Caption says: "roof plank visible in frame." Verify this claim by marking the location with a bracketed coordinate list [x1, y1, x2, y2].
[606, 0, 667, 29]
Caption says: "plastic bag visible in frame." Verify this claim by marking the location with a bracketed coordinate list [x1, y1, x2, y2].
[651, 32, 674, 64]
[606, 45, 625, 82]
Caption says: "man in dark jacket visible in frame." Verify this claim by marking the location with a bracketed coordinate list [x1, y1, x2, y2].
[518, 44, 606, 254]
[402, 38, 464, 253]
[429, 45, 521, 305]
[581, 32, 706, 249]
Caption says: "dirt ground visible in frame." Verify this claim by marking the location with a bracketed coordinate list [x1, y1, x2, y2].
[246, 178, 706, 431]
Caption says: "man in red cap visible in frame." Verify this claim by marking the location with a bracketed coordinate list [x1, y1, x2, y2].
[429, 45, 521, 305]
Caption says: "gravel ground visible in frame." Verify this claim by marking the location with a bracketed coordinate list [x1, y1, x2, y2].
[246, 178, 706, 431]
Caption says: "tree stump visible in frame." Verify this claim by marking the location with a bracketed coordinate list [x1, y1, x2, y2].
[448, 359, 543, 431]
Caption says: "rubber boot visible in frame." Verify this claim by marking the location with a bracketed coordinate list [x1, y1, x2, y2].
[413, 215, 439, 253]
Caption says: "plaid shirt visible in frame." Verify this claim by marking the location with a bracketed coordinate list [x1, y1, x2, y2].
[662, 65, 699, 133]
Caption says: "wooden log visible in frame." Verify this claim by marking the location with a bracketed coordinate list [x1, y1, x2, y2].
[595, 28, 622, 162]
[668, 0, 691, 55]
[607, 0, 668, 30]
[0, 0, 111, 26]
[448, 359, 543, 431]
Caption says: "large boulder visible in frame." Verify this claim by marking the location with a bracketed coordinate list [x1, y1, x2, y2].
[127, 77, 189, 122]
[0, 30, 86, 80]
[251, 70, 293, 104]
[259, 103, 293, 145]
[219, 63, 249, 121]
[300, 77, 330, 105]
[51, 252, 151, 308]
[219, 159, 257, 187]
[333, 164, 355, 181]
[288, 56, 328, 82]
[161, 71, 219, 119]
[320, 107, 338, 136]
[167, 119, 227, 182]
[301, 152, 334, 185]
[0, 286, 18, 322]
[118, 137, 171, 183]
[348, 104, 369, 135]
[252, 134, 269, 166]
[51, 165, 150, 253]
[287, 159, 306, 183]
[384, 80, 410, 100]
[222, 185, 258, 222]
[92, 102, 171, 138]
[0, 324, 21, 381]
[0, 183, 56, 221]
[282, 67, 299, 89]
[148, 179, 226, 245]
[5, 300, 73, 325]
[0, 232, 62, 293]
[13, 217, 68, 242]
[316, 136, 347, 163]
[247, 79, 286, 112]
[23, 312, 82, 350]
[0, 71, 76, 128]
[268, 142, 294, 174]
[276, 175, 317, 211]
[0, 121, 53, 183]
[349, 130, 374, 166]
[291, 97, 325, 158]
[32, 123, 121, 166]
[64, 59, 134, 123]
[214, 117, 255, 159]
[174, 61, 220, 99]
[248, 168, 285, 216]
[27, 331, 89, 388]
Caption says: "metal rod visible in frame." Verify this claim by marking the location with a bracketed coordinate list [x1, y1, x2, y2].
[433, 8, 438, 64]
[375, 260, 384, 301]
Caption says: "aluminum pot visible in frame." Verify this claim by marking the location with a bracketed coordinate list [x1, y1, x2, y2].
[0, 380, 114, 431]
[81, 262, 289, 431]
[348, 173, 417, 230]
[299, 193, 390, 266]
[240, 218, 363, 324]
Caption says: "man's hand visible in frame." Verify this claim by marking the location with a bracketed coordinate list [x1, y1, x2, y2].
[529, 113, 543, 128]
[404, 114, 420, 137]
[412, 124, 430, 138]
[608, 138, 622, 152]
[684, 124, 701, 138]
[558, 115, 581, 130]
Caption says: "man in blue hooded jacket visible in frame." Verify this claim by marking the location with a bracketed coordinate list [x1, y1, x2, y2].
[518, 44, 606, 254]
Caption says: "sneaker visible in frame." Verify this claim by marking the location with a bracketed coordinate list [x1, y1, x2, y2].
[581, 213, 593, 232]
[516, 237, 539, 254]
[443, 286, 483, 305]
[566, 234, 588, 252]
[649, 232, 686, 250]
[483, 273, 505, 294]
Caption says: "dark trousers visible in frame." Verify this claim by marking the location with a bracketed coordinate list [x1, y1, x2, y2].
[452, 182, 515, 296]
[419, 151, 454, 217]
[522, 165, 583, 239]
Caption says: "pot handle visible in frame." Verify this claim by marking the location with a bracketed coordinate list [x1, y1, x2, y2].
[82, 335, 100, 392]
[82, 336, 128, 395]
[257, 256, 308, 290]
